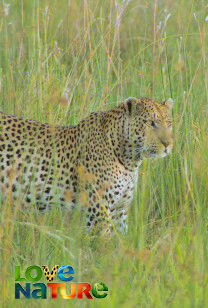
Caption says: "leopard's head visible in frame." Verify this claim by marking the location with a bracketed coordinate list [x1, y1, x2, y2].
[123, 97, 173, 160]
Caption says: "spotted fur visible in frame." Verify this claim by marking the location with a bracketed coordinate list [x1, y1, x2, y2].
[0, 97, 173, 232]
[42, 265, 59, 281]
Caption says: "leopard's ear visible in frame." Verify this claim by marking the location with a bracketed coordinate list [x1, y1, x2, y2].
[124, 97, 138, 115]
[164, 98, 173, 109]
[124, 97, 144, 116]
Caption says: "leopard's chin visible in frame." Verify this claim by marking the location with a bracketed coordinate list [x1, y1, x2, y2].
[160, 152, 168, 158]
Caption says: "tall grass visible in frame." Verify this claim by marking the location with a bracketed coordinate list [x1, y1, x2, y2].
[0, 0, 208, 307]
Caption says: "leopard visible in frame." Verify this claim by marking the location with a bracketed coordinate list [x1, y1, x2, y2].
[0, 97, 173, 233]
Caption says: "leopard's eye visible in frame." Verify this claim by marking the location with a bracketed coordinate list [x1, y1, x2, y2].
[151, 121, 157, 128]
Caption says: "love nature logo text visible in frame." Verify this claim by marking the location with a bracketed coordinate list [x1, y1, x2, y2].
[15, 265, 108, 300]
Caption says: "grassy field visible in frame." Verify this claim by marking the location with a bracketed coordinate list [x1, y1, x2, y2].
[0, 0, 208, 307]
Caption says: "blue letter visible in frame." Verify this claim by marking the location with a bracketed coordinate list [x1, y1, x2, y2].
[15, 283, 30, 299]
[58, 265, 74, 282]
[32, 283, 47, 299]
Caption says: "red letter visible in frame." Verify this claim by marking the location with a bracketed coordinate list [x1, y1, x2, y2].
[47, 283, 65, 299]
[77, 283, 93, 299]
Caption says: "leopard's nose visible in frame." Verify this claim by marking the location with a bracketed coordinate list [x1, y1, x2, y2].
[161, 140, 170, 151]
[164, 146, 171, 154]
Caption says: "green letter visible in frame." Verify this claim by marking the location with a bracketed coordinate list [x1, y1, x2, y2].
[92, 282, 108, 298]
[25, 266, 42, 282]
[15, 266, 26, 281]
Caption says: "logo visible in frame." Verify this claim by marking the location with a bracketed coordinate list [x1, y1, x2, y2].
[15, 265, 108, 299]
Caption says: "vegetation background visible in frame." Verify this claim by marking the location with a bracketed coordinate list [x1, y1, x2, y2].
[0, 0, 208, 307]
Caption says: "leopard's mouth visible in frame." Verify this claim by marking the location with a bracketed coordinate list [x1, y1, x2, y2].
[160, 151, 168, 158]
[143, 148, 170, 158]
